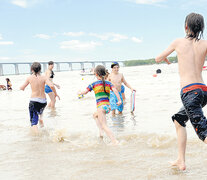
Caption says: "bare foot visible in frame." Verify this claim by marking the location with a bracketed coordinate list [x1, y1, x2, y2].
[109, 140, 119, 146]
[30, 125, 39, 136]
[39, 120, 44, 128]
[170, 160, 186, 171]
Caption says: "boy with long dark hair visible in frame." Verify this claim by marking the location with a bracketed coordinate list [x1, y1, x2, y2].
[156, 13, 207, 170]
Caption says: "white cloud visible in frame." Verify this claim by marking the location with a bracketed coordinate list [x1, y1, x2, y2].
[11, 0, 27, 8]
[35, 34, 51, 39]
[63, 32, 85, 37]
[110, 33, 128, 42]
[131, 37, 143, 43]
[89, 33, 111, 40]
[89, 33, 128, 42]
[127, 0, 166, 5]
[11, 0, 43, 8]
[60, 40, 102, 50]
[0, 34, 2, 40]
[0, 41, 14, 45]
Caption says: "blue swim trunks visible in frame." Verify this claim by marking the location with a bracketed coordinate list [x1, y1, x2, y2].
[110, 91, 123, 112]
[29, 100, 47, 126]
[121, 85, 125, 93]
[45, 85, 53, 94]
[99, 105, 111, 114]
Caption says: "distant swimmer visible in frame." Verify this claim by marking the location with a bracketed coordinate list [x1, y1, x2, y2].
[78, 65, 121, 145]
[156, 13, 207, 171]
[20, 62, 60, 135]
[108, 62, 135, 116]
[6, 78, 12, 90]
[156, 69, 162, 74]
[45, 61, 60, 108]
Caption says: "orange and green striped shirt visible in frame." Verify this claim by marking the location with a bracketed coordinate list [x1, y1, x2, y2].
[87, 80, 114, 107]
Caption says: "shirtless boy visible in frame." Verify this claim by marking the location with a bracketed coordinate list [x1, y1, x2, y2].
[108, 62, 135, 116]
[20, 62, 60, 134]
[155, 13, 207, 170]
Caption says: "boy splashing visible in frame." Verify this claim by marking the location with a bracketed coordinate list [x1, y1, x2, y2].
[156, 13, 207, 170]
[78, 65, 121, 145]
[20, 62, 60, 135]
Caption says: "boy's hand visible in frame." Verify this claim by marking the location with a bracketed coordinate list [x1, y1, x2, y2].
[117, 100, 122, 106]
[131, 88, 136, 92]
[55, 84, 60, 89]
[164, 58, 171, 65]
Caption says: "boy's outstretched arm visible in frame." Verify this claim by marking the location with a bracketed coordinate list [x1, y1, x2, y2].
[20, 77, 29, 91]
[112, 86, 122, 106]
[155, 40, 177, 64]
[122, 75, 136, 92]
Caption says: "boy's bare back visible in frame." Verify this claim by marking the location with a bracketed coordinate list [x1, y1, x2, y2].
[21, 74, 48, 99]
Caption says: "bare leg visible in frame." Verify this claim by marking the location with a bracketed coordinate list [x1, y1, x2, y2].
[97, 108, 118, 145]
[31, 125, 39, 135]
[93, 111, 104, 138]
[204, 137, 207, 144]
[118, 111, 122, 115]
[48, 92, 56, 108]
[171, 120, 186, 170]
[122, 93, 125, 102]
[39, 114, 44, 128]
[111, 110, 116, 117]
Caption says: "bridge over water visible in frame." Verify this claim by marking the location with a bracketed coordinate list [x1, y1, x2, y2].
[0, 61, 124, 76]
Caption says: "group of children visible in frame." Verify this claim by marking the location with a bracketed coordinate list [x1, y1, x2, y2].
[19, 12, 207, 170]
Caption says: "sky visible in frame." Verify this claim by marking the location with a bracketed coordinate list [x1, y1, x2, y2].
[0, 0, 207, 62]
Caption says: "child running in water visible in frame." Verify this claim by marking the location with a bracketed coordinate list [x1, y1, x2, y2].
[156, 13, 207, 170]
[20, 62, 60, 135]
[108, 62, 135, 116]
[78, 65, 122, 145]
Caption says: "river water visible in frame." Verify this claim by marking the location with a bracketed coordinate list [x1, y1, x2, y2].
[0, 64, 207, 180]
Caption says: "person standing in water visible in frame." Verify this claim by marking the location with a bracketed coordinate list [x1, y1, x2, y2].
[6, 78, 12, 90]
[155, 13, 207, 171]
[45, 61, 60, 108]
[78, 65, 122, 145]
[20, 62, 59, 135]
[108, 62, 135, 116]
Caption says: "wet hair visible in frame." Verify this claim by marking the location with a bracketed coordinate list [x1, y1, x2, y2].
[31, 62, 41, 76]
[48, 61, 54, 65]
[95, 65, 107, 93]
[185, 13, 204, 41]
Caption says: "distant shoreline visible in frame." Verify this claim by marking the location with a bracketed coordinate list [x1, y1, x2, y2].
[124, 56, 177, 66]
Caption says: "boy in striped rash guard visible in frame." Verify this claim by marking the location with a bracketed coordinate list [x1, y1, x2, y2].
[78, 65, 121, 145]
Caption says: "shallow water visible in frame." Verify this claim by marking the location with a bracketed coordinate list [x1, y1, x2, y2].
[1, 64, 207, 180]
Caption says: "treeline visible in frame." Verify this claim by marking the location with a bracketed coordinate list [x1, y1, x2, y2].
[124, 56, 177, 66]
